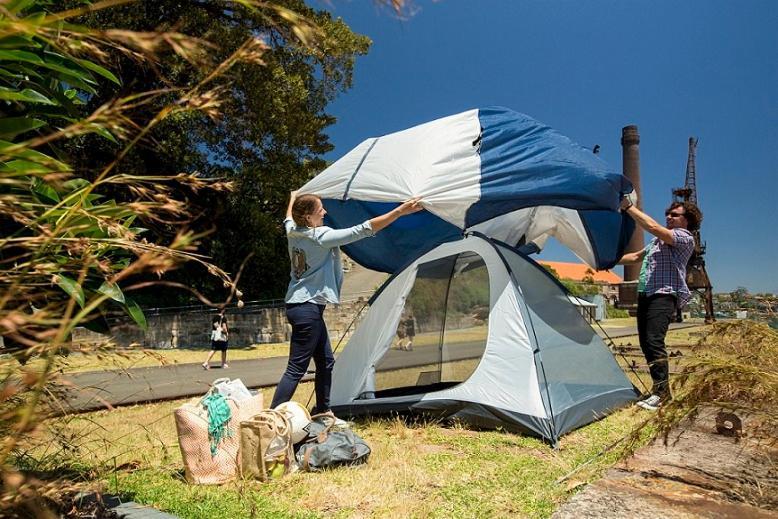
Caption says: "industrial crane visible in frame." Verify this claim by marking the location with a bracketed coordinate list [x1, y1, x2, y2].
[672, 137, 715, 323]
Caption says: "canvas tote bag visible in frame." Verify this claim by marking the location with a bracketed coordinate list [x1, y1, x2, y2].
[239, 409, 295, 481]
[174, 390, 263, 485]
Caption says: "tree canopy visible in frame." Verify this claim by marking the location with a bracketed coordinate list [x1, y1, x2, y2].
[65, 0, 371, 304]
[541, 264, 600, 297]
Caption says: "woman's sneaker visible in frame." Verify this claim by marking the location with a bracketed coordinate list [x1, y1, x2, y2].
[637, 394, 662, 411]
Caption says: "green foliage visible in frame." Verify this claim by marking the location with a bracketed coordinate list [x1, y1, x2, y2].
[0, 0, 168, 333]
[0, 7, 119, 136]
[406, 259, 490, 329]
[561, 280, 600, 297]
[59, 0, 372, 304]
[606, 305, 629, 319]
[448, 263, 490, 315]
[541, 264, 600, 297]
[731, 286, 750, 303]
[0, 0, 319, 511]
[0, 1, 400, 514]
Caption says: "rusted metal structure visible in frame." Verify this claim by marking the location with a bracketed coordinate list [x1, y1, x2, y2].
[673, 137, 715, 323]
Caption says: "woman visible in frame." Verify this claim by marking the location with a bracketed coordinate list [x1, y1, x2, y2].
[202, 311, 229, 370]
[270, 191, 423, 413]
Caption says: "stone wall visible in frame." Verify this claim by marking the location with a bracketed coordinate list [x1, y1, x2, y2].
[71, 299, 371, 349]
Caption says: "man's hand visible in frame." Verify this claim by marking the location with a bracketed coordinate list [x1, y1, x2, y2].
[621, 191, 638, 211]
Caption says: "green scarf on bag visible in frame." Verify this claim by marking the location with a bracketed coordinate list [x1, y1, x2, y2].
[202, 392, 232, 456]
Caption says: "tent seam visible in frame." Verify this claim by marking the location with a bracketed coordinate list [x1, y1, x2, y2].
[342, 137, 379, 201]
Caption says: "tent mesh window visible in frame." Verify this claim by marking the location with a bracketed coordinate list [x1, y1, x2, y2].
[372, 252, 490, 396]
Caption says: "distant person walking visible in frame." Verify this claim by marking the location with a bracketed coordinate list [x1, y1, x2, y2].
[271, 191, 423, 413]
[202, 310, 229, 370]
[619, 197, 701, 410]
[395, 308, 417, 351]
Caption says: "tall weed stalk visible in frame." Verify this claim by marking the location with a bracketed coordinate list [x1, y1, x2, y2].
[0, 0, 342, 513]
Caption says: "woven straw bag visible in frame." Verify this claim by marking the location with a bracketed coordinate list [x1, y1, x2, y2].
[174, 392, 263, 485]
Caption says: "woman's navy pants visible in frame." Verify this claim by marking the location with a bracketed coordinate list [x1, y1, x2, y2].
[270, 302, 335, 413]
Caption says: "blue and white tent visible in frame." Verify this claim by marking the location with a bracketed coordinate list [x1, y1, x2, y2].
[300, 106, 634, 273]
[301, 108, 639, 442]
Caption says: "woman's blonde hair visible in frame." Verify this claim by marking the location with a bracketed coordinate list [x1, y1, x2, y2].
[291, 194, 320, 227]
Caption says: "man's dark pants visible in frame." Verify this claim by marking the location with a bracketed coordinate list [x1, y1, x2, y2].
[270, 302, 335, 412]
[636, 293, 677, 398]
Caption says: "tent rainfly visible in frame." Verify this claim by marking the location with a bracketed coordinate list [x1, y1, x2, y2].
[329, 234, 638, 445]
[299, 106, 635, 274]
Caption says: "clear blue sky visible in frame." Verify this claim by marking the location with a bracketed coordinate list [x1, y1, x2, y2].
[314, 0, 777, 294]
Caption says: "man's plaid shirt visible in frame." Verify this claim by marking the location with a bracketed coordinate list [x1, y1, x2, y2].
[638, 228, 695, 307]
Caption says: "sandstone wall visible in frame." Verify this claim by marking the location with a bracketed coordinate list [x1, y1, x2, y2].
[71, 299, 371, 349]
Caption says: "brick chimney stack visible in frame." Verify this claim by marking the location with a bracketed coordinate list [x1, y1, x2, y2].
[621, 125, 644, 281]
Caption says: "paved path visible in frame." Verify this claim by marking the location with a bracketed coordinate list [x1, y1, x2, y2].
[59, 323, 700, 413]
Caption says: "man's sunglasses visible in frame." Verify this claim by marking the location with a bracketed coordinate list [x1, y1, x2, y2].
[665, 211, 686, 218]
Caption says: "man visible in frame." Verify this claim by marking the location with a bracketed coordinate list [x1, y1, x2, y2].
[619, 196, 702, 410]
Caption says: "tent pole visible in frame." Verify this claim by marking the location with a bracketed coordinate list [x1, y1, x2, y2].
[436, 255, 459, 383]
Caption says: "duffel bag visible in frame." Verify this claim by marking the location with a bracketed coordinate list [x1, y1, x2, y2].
[296, 413, 371, 471]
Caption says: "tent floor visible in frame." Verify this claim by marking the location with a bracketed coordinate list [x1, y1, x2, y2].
[334, 383, 460, 418]
[371, 381, 461, 399]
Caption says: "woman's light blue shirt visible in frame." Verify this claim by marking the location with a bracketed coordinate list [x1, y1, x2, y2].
[284, 217, 374, 304]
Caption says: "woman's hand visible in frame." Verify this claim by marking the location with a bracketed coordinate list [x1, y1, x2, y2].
[286, 190, 299, 219]
[396, 197, 423, 216]
[370, 198, 424, 233]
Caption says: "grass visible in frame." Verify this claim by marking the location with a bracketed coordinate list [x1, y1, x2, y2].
[24, 397, 648, 519]
[609, 322, 708, 347]
[5, 342, 293, 374]
[7, 318, 693, 377]
[17, 325, 717, 518]
[597, 317, 635, 329]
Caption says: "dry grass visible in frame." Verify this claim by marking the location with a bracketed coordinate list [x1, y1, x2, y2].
[7, 342, 292, 374]
[598, 317, 635, 329]
[610, 322, 709, 347]
[22, 394, 646, 518]
[16, 326, 487, 375]
[406, 326, 488, 348]
[646, 321, 778, 442]
[21, 318, 697, 376]
[17, 323, 758, 518]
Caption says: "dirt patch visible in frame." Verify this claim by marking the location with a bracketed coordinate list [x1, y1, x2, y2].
[553, 409, 778, 518]
[416, 444, 451, 455]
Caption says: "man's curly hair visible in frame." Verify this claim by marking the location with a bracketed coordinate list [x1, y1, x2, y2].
[667, 201, 703, 232]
